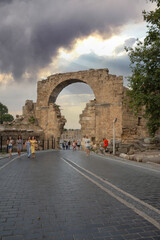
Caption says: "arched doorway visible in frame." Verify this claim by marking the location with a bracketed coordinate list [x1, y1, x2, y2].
[35, 69, 123, 148]
[56, 82, 95, 129]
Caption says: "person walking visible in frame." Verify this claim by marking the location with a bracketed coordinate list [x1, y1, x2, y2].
[62, 141, 66, 150]
[65, 141, 68, 150]
[25, 137, 31, 158]
[7, 136, 14, 158]
[77, 139, 81, 150]
[103, 138, 109, 152]
[68, 140, 71, 150]
[72, 140, 76, 151]
[85, 136, 91, 156]
[17, 136, 23, 158]
[81, 135, 86, 151]
[30, 136, 37, 159]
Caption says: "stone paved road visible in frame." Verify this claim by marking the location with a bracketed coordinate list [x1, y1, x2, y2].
[0, 150, 160, 240]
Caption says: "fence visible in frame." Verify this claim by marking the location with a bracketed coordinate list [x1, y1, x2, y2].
[0, 136, 55, 153]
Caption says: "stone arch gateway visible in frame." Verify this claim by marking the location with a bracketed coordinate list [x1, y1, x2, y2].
[35, 68, 124, 147]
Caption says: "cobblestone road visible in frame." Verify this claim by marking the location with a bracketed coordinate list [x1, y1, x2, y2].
[0, 150, 160, 240]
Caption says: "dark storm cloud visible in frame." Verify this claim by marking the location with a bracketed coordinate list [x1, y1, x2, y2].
[0, 0, 13, 4]
[0, 0, 148, 80]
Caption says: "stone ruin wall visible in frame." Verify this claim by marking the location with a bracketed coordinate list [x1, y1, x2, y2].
[0, 68, 154, 150]
[0, 100, 66, 149]
[79, 87, 149, 145]
[36, 69, 124, 144]
[79, 100, 96, 143]
[122, 87, 148, 143]
[23, 100, 66, 148]
[61, 129, 81, 141]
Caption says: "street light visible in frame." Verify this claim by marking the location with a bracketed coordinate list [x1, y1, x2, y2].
[113, 118, 117, 155]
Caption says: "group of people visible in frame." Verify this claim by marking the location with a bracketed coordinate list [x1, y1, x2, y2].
[7, 135, 109, 159]
[61, 136, 108, 157]
[7, 136, 37, 159]
[61, 140, 81, 150]
[61, 136, 91, 156]
[83, 136, 109, 156]
[72, 140, 81, 151]
[61, 140, 71, 150]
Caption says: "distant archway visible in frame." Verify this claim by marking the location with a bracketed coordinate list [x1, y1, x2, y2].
[56, 82, 95, 129]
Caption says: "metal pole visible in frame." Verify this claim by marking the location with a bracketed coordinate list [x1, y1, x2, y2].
[52, 136, 53, 149]
[113, 118, 117, 155]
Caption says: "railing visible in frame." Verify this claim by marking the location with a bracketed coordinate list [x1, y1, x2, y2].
[0, 136, 55, 153]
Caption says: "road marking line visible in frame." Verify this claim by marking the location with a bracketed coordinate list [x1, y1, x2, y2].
[0, 153, 26, 171]
[61, 157, 160, 230]
[63, 157, 160, 215]
[93, 153, 160, 173]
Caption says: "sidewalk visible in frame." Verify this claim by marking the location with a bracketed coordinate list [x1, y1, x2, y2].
[0, 152, 17, 159]
[119, 150, 160, 164]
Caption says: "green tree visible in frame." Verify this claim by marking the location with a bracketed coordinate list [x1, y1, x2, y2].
[2, 114, 14, 123]
[0, 102, 8, 124]
[28, 116, 35, 124]
[0, 102, 14, 124]
[125, 0, 160, 136]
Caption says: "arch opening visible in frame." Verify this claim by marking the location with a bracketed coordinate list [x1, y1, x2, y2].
[48, 79, 86, 105]
[55, 82, 95, 130]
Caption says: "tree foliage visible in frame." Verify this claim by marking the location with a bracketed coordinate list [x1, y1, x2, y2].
[0, 102, 14, 124]
[0, 102, 8, 124]
[126, 0, 160, 136]
[2, 114, 14, 123]
[28, 116, 35, 124]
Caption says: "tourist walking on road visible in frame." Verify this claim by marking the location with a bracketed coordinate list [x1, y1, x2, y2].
[72, 140, 76, 151]
[81, 135, 86, 151]
[103, 138, 109, 152]
[17, 136, 23, 158]
[25, 137, 31, 158]
[65, 141, 68, 150]
[68, 140, 71, 150]
[7, 136, 14, 158]
[30, 136, 37, 159]
[77, 140, 81, 150]
[85, 136, 91, 156]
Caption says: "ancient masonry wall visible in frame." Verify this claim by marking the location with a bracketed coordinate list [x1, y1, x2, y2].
[61, 129, 81, 141]
[24, 101, 66, 148]
[79, 100, 96, 143]
[0, 69, 152, 150]
[79, 87, 149, 144]
[122, 87, 148, 142]
[36, 69, 124, 144]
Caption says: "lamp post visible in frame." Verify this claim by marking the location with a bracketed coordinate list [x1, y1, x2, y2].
[113, 118, 117, 155]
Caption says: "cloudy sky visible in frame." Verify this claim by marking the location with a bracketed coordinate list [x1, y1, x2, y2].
[0, 0, 155, 128]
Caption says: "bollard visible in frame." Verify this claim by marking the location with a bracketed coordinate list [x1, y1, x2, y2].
[0, 136, 2, 152]
[52, 136, 53, 149]
[43, 140, 44, 150]
[113, 118, 117, 155]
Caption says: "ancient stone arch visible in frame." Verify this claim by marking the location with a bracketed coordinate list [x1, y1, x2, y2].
[35, 68, 124, 146]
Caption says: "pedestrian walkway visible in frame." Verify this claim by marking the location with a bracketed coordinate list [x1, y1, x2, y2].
[0, 150, 160, 240]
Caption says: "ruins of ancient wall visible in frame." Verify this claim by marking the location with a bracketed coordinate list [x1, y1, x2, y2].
[79, 87, 150, 144]
[36, 69, 123, 143]
[61, 129, 81, 141]
[79, 100, 96, 142]
[122, 88, 148, 142]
